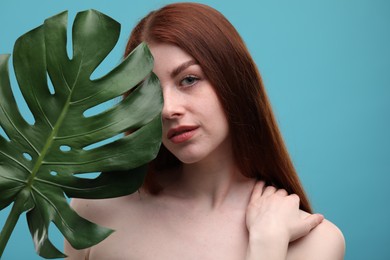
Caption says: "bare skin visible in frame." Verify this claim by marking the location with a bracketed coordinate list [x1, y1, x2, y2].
[65, 43, 345, 259]
[65, 177, 344, 260]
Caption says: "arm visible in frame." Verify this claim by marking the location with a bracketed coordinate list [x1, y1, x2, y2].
[245, 182, 325, 260]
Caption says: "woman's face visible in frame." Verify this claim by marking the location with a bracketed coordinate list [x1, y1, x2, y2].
[149, 43, 231, 164]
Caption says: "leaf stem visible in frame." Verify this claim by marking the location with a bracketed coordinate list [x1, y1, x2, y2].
[0, 192, 28, 257]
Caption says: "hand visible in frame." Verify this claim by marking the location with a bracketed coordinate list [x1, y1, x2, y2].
[246, 181, 324, 244]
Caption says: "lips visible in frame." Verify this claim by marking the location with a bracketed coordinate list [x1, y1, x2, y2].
[167, 125, 199, 143]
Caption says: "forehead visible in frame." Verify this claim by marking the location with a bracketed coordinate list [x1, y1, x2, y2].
[148, 43, 194, 74]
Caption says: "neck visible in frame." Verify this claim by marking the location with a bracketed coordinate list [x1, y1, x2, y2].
[165, 148, 255, 210]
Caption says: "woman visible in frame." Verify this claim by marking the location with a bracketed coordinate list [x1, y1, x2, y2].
[65, 3, 345, 259]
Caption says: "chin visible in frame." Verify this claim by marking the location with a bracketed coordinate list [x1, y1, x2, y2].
[170, 150, 207, 165]
[175, 155, 203, 164]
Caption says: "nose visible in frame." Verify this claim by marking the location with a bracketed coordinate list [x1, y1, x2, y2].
[161, 87, 184, 120]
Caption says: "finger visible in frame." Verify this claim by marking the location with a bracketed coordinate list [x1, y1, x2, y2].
[275, 188, 288, 197]
[303, 213, 324, 233]
[262, 185, 277, 197]
[287, 193, 301, 207]
[290, 213, 324, 242]
[249, 181, 265, 203]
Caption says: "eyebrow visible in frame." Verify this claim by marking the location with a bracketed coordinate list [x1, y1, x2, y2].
[171, 60, 198, 78]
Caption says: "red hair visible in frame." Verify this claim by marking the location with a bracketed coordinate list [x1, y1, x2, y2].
[125, 3, 312, 213]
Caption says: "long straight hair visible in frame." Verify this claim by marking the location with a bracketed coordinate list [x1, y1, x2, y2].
[125, 3, 312, 213]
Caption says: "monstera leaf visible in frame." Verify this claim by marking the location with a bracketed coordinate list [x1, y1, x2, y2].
[0, 10, 162, 258]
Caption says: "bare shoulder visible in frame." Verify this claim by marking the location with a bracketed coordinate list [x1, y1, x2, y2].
[70, 196, 118, 223]
[65, 193, 143, 259]
[287, 211, 345, 260]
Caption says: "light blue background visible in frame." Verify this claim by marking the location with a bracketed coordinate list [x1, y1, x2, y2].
[0, 0, 389, 259]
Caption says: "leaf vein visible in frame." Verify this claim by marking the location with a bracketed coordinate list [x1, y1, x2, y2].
[0, 103, 40, 155]
[36, 177, 111, 192]
[33, 84, 54, 129]
[0, 150, 32, 174]
[0, 174, 27, 185]
[31, 186, 76, 233]
[42, 155, 112, 165]
[54, 121, 118, 140]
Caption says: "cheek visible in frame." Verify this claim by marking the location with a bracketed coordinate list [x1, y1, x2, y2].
[209, 99, 228, 126]
[161, 124, 169, 144]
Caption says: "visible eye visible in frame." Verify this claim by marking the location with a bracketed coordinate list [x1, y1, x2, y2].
[180, 75, 199, 87]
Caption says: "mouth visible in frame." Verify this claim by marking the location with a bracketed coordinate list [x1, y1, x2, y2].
[167, 125, 199, 143]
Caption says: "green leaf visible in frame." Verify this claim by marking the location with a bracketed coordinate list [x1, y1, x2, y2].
[0, 10, 162, 258]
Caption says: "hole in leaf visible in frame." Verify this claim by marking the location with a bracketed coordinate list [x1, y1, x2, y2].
[48, 222, 64, 249]
[66, 12, 76, 60]
[60, 145, 71, 152]
[88, 7, 137, 81]
[83, 97, 119, 118]
[89, 49, 121, 81]
[83, 133, 123, 151]
[0, 126, 10, 141]
[47, 72, 55, 94]
[50, 171, 58, 176]
[9, 59, 35, 125]
[23, 152, 32, 161]
[75, 172, 100, 179]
